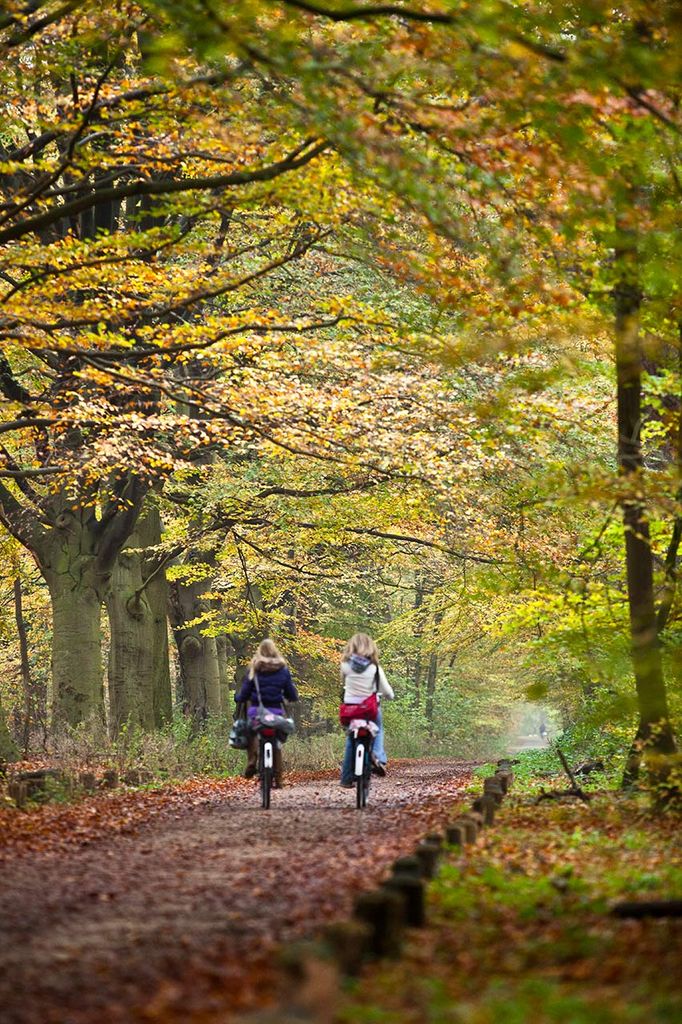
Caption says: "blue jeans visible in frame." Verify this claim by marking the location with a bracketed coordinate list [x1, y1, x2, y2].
[341, 733, 355, 785]
[373, 706, 387, 765]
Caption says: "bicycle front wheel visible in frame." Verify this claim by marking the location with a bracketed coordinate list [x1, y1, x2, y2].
[261, 766, 272, 809]
[356, 772, 364, 809]
[362, 758, 371, 807]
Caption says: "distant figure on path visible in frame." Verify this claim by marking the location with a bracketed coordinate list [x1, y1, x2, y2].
[340, 632, 394, 787]
[234, 639, 298, 787]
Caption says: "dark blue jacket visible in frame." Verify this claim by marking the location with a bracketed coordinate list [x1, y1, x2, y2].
[235, 665, 298, 709]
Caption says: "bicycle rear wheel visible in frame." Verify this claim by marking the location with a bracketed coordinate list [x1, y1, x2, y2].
[355, 740, 371, 808]
[260, 737, 272, 809]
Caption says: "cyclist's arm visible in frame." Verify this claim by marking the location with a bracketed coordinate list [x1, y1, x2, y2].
[234, 674, 254, 705]
[378, 667, 394, 700]
[283, 668, 299, 702]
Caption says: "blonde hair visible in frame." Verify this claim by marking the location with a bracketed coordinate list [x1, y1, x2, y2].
[343, 632, 379, 665]
[249, 638, 286, 676]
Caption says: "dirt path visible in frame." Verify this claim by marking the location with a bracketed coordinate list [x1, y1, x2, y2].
[0, 759, 472, 1024]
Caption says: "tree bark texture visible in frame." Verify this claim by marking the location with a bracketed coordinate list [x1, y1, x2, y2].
[412, 576, 426, 709]
[106, 505, 172, 734]
[168, 555, 222, 724]
[425, 651, 438, 731]
[47, 570, 104, 728]
[33, 482, 146, 728]
[216, 635, 231, 710]
[14, 578, 35, 753]
[38, 507, 110, 727]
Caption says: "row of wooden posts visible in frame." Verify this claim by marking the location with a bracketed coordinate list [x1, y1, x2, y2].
[321, 760, 514, 974]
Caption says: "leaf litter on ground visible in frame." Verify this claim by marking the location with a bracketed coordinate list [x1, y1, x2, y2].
[337, 794, 682, 1024]
[0, 759, 473, 1024]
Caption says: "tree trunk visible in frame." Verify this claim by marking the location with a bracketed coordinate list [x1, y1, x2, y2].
[31, 484, 148, 729]
[147, 561, 173, 729]
[106, 505, 172, 734]
[425, 651, 438, 733]
[412, 577, 425, 709]
[168, 563, 222, 724]
[0, 698, 18, 762]
[615, 227, 676, 785]
[14, 578, 35, 755]
[216, 635, 231, 710]
[48, 574, 103, 727]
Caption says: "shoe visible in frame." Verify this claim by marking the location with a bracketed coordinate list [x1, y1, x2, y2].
[371, 758, 387, 777]
[243, 764, 257, 779]
[340, 781, 354, 789]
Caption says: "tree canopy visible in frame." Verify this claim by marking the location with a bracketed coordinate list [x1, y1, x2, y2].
[0, 0, 680, 786]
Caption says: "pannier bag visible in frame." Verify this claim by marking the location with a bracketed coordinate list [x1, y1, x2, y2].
[339, 693, 378, 726]
[254, 708, 296, 735]
[229, 718, 249, 750]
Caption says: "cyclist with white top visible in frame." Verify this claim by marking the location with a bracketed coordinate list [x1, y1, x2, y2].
[339, 632, 394, 787]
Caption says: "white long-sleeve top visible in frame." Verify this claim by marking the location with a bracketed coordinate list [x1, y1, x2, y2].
[341, 660, 394, 703]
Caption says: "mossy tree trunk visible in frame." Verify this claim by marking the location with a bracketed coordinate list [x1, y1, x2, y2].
[40, 508, 109, 727]
[168, 554, 222, 724]
[47, 569, 104, 727]
[106, 504, 172, 734]
[0, 478, 147, 729]
[216, 635, 231, 710]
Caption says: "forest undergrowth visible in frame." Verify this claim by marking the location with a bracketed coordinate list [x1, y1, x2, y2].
[339, 756, 682, 1024]
[2, 696, 510, 808]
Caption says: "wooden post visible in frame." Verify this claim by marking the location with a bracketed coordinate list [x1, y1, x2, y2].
[322, 920, 371, 974]
[452, 818, 477, 844]
[473, 795, 496, 825]
[483, 777, 504, 804]
[79, 771, 97, 792]
[446, 823, 466, 846]
[353, 889, 404, 958]
[392, 855, 422, 877]
[8, 780, 28, 808]
[426, 832, 444, 847]
[415, 840, 441, 878]
[382, 873, 426, 927]
[101, 769, 119, 789]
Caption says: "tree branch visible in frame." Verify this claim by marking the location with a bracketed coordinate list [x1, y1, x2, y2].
[96, 474, 148, 573]
[0, 0, 83, 50]
[0, 139, 329, 244]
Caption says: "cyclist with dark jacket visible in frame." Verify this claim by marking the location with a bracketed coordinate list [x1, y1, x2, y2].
[234, 638, 298, 786]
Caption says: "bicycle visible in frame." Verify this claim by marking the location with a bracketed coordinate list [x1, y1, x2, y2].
[252, 705, 295, 810]
[256, 721, 277, 810]
[348, 719, 374, 809]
